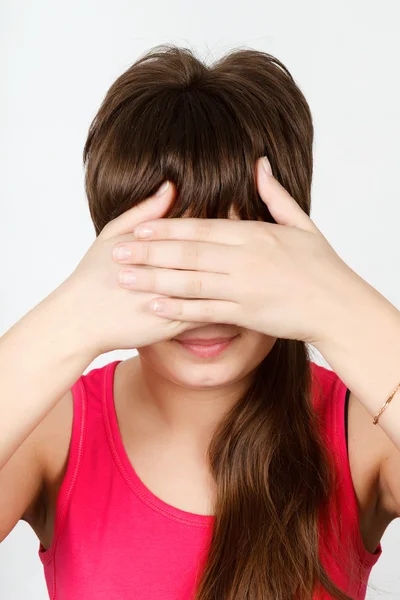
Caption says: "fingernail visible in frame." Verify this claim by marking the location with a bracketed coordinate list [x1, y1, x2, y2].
[155, 181, 170, 196]
[134, 226, 153, 239]
[262, 156, 273, 176]
[152, 299, 166, 313]
[119, 271, 137, 286]
[113, 245, 131, 260]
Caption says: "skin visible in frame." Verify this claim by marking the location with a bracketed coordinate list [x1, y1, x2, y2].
[20, 350, 398, 554]
[1, 157, 399, 566]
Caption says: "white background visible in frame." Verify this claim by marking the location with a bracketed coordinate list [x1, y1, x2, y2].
[1, 0, 400, 598]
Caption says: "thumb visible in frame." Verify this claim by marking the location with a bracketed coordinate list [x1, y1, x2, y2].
[256, 157, 318, 233]
[101, 181, 174, 239]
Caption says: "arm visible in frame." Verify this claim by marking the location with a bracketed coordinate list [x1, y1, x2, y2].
[0, 389, 73, 542]
[313, 267, 400, 518]
[0, 282, 95, 542]
[0, 281, 95, 471]
[0, 183, 198, 543]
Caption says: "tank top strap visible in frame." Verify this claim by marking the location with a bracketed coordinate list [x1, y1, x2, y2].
[71, 359, 123, 472]
[310, 360, 355, 506]
[81, 359, 121, 425]
[310, 360, 382, 571]
[39, 359, 122, 568]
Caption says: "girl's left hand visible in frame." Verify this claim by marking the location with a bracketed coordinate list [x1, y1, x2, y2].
[112, 157, 357, 346]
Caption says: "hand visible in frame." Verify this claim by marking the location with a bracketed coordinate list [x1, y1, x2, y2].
[62, 182, 200, 355]
[111, 157, 355, 346]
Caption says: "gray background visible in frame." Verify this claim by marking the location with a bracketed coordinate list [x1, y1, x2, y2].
[1, 0, 399, 597]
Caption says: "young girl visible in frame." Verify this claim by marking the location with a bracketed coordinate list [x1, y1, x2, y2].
[1, 45, 400, 600]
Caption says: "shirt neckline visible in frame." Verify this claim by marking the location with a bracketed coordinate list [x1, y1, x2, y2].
[102, 359, 214, 528]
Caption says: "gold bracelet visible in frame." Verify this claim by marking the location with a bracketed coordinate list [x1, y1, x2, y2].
[373, 381, 400, 425]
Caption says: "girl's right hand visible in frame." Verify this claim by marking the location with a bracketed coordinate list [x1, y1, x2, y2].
[61, 182, 199, 356]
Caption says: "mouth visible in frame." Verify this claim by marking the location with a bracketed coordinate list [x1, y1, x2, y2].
[172, 335, 240, 358]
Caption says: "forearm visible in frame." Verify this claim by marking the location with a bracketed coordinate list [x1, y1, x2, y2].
[0, 280, 97, 469]
[314, 269, 400, 448]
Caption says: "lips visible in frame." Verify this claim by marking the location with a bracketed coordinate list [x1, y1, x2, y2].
[173, 335, 239, 358]
[174, 337, 236, 345]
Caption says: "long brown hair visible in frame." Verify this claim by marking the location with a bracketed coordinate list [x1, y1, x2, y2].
[83, 45, 361, 599]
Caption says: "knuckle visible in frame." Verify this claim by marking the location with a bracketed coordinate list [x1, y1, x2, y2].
[262, 227, 278, 247]
[184, 241, 201, 267]
[185, 276, 203, 298]
[99, 220, 114, 239]
[172, 301, 184, 318]
[140, 243, 151, 264]
[202, 304, 216, 321]
[148, 269, 157, 290]
[255, 221, 266, 236]
[163, 221, 171, 238]
[197, 220, 212, 241]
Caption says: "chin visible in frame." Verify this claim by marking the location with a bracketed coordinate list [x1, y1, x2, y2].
[138, 328, 277, 390]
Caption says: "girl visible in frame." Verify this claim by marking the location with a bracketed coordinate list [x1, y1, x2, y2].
[1, 45, 400, 600]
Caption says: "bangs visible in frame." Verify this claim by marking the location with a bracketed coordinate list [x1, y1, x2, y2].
[84, 45, 313, 235]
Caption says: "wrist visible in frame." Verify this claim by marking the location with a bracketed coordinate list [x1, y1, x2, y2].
[312, 266, 397, 353]
[45, 278, 100, 362]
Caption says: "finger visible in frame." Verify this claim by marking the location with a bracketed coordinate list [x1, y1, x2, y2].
[149, 297, 240, 324]
[133, 217, 251, 245]
[256, 157, 320, 233]
[101, 180, 175, 240]
[112, 240, 238, 274]
[117, 266, 233, 300]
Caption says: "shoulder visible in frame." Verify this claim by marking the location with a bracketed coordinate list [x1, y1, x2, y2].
[310, 360, 400, 530]
[37, 360, 118, 482]
[28, 360, 117, 527]
[310, 361, 379, 485]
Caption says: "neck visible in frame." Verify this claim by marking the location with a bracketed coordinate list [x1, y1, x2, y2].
[133, 354, 253, 450]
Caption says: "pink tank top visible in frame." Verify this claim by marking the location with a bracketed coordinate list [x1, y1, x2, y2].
[39, 360, 382, 599]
